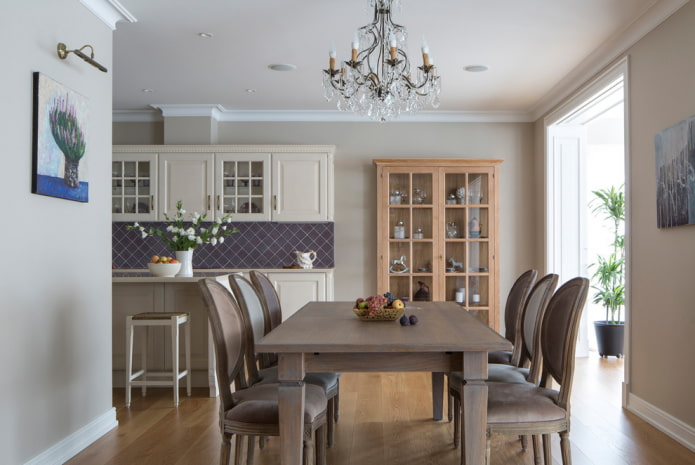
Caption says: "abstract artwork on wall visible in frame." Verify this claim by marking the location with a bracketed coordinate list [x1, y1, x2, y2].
[32, 72, 89, 202]
[654, 114, 695, 228]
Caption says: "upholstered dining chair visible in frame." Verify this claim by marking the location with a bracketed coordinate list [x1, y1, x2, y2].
[447, 269, 538, 422]
[198, 278, 328, 465]
[229, 273, 341, 447]
[449, 273, 559, 455]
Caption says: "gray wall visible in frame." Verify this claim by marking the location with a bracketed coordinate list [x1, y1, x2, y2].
[0, 1, 115, 463]
[113, 121, 539, 323]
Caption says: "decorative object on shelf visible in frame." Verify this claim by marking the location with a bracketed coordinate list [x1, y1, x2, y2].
[394, 220, 406, 239]
[655, 114, 695, 228]
[32, 72, 89, 202]
[413, 281, 430, 301]
[446, 221, 458, 238]
[322, 0, 441, 122]
[446, 193, 457, 205]
[413, 227, 424, 239]
[456, 187, 466, 204]
[468, 177, 482, 204]
[390, 189, 402, 205]
[56, 42, 108, 72]
[412, 188, 426, 204]
[126, 200, 239, 277]
[448, 257, 463, 272]
[294, 250, 317, 269]
[455, 288, 466, 303]
[468, 217, 480, 238]
[389, 255, 409, 273]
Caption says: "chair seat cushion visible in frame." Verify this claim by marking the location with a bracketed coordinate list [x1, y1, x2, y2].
[488, 350, 513, 365]
[258, 366, 340, 392]
[229, 383, 327, 424]
[487, 382, 566, 425]
[449, 364, 530, 387]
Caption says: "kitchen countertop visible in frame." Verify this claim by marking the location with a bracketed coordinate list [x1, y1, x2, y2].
[112, 268, 333, 283]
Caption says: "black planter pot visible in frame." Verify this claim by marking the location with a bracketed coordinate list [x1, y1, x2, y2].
[594, 320, 624, 358]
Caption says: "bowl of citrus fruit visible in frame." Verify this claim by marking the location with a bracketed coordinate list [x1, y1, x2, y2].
[147, 255, 181, 277]
[353, 293, 406, 321]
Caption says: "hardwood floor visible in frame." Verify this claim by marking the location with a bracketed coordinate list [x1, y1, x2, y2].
[67, 353, 695, 465]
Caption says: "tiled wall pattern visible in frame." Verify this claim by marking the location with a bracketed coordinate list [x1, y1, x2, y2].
[113, 222, 335, 269]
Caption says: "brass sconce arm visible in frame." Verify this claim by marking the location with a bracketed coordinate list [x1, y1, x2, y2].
[57, 42, 108, 73]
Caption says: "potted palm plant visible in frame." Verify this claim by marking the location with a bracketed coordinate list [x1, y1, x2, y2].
[589, 185, 625, 358]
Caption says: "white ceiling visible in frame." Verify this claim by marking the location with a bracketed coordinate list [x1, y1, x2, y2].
[111, 0, 684, 122]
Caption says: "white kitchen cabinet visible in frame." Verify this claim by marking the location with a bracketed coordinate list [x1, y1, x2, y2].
[112, 152, 158, 221]
[113, 145, 334, 222]
[265, 270, 334, 320]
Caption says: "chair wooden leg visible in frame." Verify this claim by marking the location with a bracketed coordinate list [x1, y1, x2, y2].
[259, 436, 266, 450]
[303, 433, 315, 465]
[327, 398, 335, 448]
[520, 434, 528, 450]
[316, 424, 327, 465]
[532, 434, 542, 465]
[334, 384, 340, 423]
[542, 434, 552, 465]
[220, 433, 232, 465]
[234, 435, 246, 465]
[485, 430, 491, 465]
[453, 395, 460, 448]
[246, 436, 255, 465]
[447, 376, 453, 422]
[560, 431, 572, 465]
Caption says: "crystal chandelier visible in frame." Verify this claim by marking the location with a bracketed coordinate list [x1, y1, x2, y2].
[322, 0, 441, 122]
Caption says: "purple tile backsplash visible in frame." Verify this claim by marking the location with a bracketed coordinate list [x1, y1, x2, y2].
[113, 222, 334, 269]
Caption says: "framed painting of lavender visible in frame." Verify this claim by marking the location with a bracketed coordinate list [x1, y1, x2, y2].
[32, 72, 89, 202]
[655, 114, 695, 228]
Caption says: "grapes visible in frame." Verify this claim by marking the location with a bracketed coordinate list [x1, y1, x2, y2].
[383, 292, 394, 305]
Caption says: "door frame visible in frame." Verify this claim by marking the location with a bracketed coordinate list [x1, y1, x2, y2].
[543, 56, 631, 407]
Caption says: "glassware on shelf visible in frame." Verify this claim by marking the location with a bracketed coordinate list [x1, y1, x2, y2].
[412, 188, 426, 204]
[413, 227, 424, 239]
[446, 193, 457, 205]
[456, 187, 466, 204]
[446, 222, 458, 238]
[390, 190, 402, 205]
[394, 220, 406, 239]
[455, 288, 466, 303]
[468, 217, 481, 238]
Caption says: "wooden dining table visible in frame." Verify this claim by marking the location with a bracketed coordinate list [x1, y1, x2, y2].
[255, 300, 511, 465]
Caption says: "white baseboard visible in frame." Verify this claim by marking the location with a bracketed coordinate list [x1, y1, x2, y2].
[24, 408, 118, 465]
[626, 393, 695, 453]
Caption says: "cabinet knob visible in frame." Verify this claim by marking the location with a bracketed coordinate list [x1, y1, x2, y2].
[216, 195, 220, 211]
[207, 195, 211, 211]
[273, 195, 278, 211]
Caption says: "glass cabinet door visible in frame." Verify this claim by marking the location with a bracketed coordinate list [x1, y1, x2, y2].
[112, 153, 157, 221]
[215, 153, 271, 221]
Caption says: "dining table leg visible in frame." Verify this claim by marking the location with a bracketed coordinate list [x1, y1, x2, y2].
[461, 351, 488, 465]
[278, 353, 306, 465]
[431, 372, 444, 420]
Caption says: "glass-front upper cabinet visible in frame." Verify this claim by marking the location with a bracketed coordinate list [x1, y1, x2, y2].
[214, 153, 271, 222]
[112, 152, 158, 221]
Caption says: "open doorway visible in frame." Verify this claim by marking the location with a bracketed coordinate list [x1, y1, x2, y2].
[544, 58, 627, 365]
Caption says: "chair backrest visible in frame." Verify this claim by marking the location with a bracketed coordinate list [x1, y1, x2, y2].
[540, 276, 589, 409]
[517, 273, 558, 381]
[198, 278, 248, 413]
[504, 269, 538, 344]
[228, 273, 272, 381]
[250, 270, 283, 331]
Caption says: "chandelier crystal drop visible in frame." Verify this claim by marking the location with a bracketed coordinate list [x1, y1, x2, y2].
[322, 0, 441, 122]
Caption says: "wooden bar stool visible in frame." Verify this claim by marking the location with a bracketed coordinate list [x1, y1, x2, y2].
[125, 312, 191, 407]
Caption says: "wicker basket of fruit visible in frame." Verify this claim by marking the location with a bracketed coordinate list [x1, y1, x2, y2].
[353, 294, 406, 321]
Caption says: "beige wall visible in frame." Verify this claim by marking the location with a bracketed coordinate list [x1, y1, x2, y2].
[624, 0, 695, 425]
[113, 121, 539, 329]
[0, 1, 115, 463]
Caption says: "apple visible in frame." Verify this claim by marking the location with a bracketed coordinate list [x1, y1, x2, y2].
[151, 255, 160, 264]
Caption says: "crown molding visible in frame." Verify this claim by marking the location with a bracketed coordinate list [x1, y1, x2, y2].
[80, 0, 136, 30]
[113, 106, 533, 124]
[530, 0, 689, 121]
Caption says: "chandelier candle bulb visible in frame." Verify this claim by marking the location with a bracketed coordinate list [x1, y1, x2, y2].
[389, 33, 397, 60]
[329, 43, 336, 70]
[352, 33, 360, 62]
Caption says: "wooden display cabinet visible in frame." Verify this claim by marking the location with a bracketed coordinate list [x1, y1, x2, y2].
[374, 159, 502, 331]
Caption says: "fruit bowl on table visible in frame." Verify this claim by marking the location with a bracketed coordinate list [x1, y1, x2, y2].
[353, 306, 405, 321]
[148, 262, 181, 277]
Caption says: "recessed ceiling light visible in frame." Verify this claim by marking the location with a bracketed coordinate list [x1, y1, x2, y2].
[141, 88, 154, 93]
[245, 89, 257, 94]
[198, 32, 213, 39]
[268, 64, 297, 72]
[464, 65, 489, 73]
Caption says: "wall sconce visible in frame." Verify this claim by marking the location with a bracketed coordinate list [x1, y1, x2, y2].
[56, 43, 108, 73]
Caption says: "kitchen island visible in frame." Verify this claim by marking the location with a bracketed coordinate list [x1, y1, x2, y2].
[112, 268, 334, 397]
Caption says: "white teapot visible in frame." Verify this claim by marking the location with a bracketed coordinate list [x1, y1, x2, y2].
[294, 250, 317, 269]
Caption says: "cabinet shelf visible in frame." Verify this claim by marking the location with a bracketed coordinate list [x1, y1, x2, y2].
[375, 158, 501, 331]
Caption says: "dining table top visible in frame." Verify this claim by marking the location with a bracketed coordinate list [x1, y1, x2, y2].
[256, 300, 511, 354]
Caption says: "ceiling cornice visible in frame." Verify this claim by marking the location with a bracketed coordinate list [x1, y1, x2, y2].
[80, 0, 136, 30]
[530, 0, 689, 121]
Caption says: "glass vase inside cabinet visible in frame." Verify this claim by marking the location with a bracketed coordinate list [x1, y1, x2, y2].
[467, 173, 488, 205]
[389, 173, 409, 205]
[412, 173, 433, 205]
[112, 153, 157, 221]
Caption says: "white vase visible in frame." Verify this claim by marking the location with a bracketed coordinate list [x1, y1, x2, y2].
[175, 250, 194, 277]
